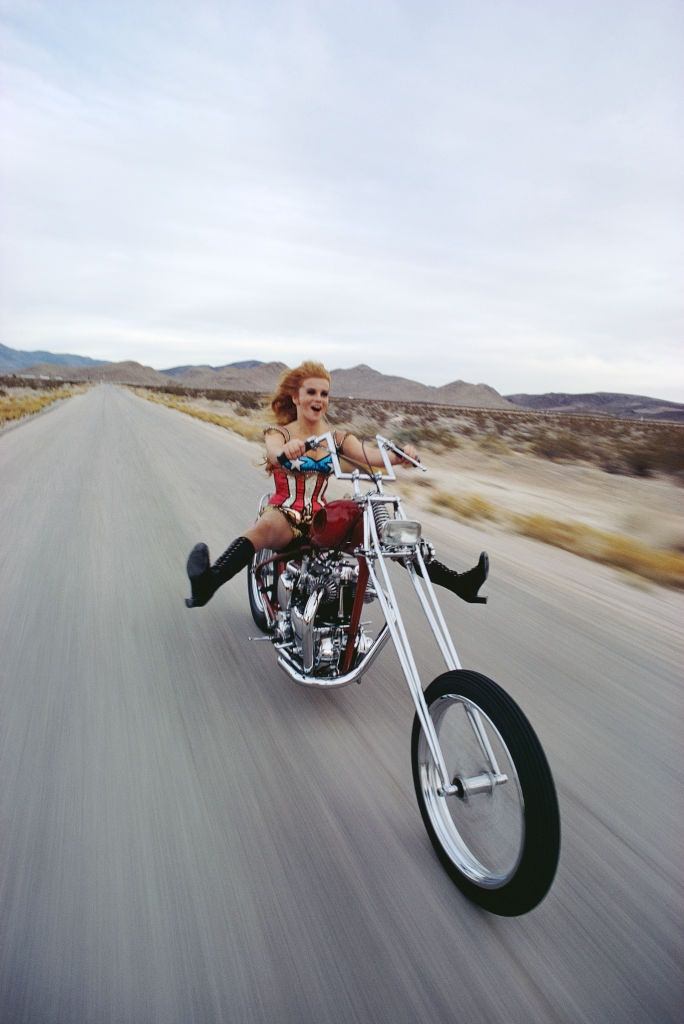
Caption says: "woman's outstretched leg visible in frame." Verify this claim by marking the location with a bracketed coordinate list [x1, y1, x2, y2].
[186, 537, 255, 607]
[185, 508, 295, 608]
[411, 550, 489, 604]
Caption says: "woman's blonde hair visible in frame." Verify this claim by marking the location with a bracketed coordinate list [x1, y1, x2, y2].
[269, 361, 332, 425]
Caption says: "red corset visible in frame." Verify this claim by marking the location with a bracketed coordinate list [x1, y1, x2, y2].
[268, 466, 330, 518]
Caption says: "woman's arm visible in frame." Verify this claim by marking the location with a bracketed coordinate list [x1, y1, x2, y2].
[263, 426, 309, 467]
[337, 432, 418, 468]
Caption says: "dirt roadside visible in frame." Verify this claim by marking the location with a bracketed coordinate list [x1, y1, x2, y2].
[132, 386, 684, 590]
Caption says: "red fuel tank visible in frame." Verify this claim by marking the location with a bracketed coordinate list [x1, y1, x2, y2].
[311, 500, 363, 550]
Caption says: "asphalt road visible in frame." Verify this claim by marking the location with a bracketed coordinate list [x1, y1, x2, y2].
[1, 385, 682, 1024]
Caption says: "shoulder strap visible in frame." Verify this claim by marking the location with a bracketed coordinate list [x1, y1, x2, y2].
[263, 425, 290, 442]
[334, 429, 352, 453]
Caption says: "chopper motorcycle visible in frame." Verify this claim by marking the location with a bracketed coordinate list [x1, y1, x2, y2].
[247, 433, 560, 916]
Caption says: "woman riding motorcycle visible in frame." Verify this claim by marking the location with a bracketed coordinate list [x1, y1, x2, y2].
[185, 360, 488, 608]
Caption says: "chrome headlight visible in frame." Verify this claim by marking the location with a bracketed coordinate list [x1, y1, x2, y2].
[380, 520, 422, 546]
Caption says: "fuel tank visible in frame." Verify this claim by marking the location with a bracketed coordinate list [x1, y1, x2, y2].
[311, 500, 363, 550]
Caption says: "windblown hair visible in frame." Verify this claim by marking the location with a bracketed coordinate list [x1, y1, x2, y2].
[269, 361, 332, 425]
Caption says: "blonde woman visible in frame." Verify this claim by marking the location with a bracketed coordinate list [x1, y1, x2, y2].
[185, 360, 488, 607]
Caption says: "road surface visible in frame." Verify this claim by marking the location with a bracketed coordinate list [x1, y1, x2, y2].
[1, 385, 681, 1023]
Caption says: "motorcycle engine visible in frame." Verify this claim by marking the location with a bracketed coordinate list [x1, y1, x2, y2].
[277, 555, 367, 675]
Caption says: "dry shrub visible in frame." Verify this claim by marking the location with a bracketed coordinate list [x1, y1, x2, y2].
[430, 491, 498, 521]
[0, 375, 75, 391]
[513, 514, 684, 589]
[234, 392, 264, 413]
[351, 419, 383, 442]
[141, 392, 264, 442]
[135, 385, 684, 480]
[618, 438, 684, 479]
[393, 423, 454, 452]
[529, 430, 589, 461]
[477, 433, 510, 455]
[0, 387, 78, 425]
[328, 397, 355, 421]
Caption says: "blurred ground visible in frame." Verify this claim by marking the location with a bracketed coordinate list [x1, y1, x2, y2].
[397, 444, 683, 553]
[1, 385, 682, 1024]
[133, 385, 684, 557]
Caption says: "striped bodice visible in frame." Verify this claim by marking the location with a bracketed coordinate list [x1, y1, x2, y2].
[268, 465, 330, 518]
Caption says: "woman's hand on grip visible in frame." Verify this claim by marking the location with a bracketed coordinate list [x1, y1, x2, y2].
[282, 438, 307, 461]
[393, 442, 419, 466]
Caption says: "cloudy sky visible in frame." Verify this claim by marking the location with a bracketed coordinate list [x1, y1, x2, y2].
[1, 0, 682, 399]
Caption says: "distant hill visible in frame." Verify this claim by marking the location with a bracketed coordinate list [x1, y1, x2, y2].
[329, 364, 513, 408]
[0, 344, 281, 388]
[160, 364, 215, 378]
[0, 342, 108, 372]
[169, 362, 288, 391]
[506, 392, 684, 422]
[23, 361, 169, 387]
[4, 343, 680, 417]
[163, 361, 513, 407]
[161, 359, 265, 377]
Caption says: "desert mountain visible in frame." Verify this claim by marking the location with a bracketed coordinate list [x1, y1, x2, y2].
[4, 344, 679, 416]
[23, 361, 169, 387]
[0, 342, 108, 372]
[163, 359, 264, 375]
[164, 361, 513, 407]
[328, 365, 513, 408]
[168, 362, 288, 391]
[2, 343, 511, 405]
[507, 392, 684, 422]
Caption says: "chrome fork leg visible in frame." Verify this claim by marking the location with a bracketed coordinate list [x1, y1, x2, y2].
[365, 513, 501, 796]
[366, 536, 455, 794]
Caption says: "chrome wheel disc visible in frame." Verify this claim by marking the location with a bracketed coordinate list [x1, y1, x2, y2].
[417, 694, 525, 888]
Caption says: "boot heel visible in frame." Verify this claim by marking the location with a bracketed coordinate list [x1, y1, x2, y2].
[185, 537, 255, 609]
[425, 551, 489, 604]
[186, 542, 211, 607]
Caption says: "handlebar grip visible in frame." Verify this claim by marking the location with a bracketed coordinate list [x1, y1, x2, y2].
[278, 437, 317, 465]
[276, 434, 330, 472]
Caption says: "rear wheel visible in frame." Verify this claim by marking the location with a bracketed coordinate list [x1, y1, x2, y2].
[247, 548, 276, 632]
[411, 670, 560, 916]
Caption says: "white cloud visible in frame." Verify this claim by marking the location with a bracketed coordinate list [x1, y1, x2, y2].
[1, 0, 682, 399]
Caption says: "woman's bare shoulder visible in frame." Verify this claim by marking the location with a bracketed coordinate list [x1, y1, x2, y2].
[263, 424, 290, 441]
[334, 429, 360, 453]
[334, 428, 356, 445]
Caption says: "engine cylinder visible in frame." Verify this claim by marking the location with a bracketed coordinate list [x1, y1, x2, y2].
[291, 589, 324, 673]
[276, 564, 297, 612]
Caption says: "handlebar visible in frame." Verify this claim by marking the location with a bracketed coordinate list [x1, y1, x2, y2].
[277, 433, 425, 482]
[378, 436, 423, 470]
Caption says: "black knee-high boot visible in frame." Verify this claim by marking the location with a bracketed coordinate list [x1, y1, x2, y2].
[185, 536, 256, 608]
[415, 551, 489, 604]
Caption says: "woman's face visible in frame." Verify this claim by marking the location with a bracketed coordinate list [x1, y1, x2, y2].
[293, 377, 330, 423]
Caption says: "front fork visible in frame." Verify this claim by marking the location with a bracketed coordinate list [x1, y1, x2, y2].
[363, 514, 506, 799]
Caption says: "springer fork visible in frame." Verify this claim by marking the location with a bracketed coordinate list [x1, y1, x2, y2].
[362, 499, 504, 798]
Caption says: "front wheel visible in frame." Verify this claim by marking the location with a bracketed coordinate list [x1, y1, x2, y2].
[411, 670, 560, 916]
